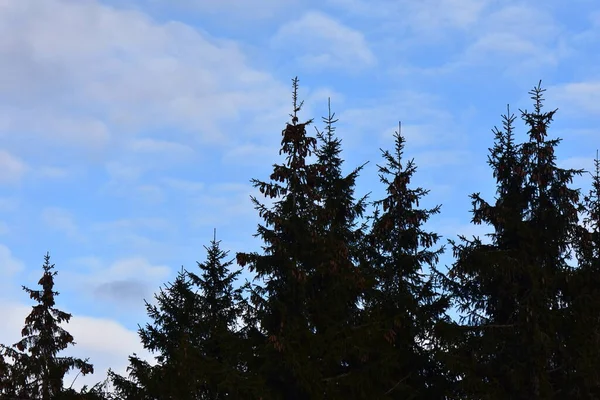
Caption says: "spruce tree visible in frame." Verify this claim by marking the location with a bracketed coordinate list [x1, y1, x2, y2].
[567, 151, 600, 397]
[308, 98, 371, 398]
[186, 229, 250, 398]
[0, 252, 94, 399]
[237, 81, 381, 399]
[236, 77, 322, 399]
[517, 82, 583, 397]
[110, 231, 247, 399]
[434, 105, 530, 399]
[109, 268, 194, 399]
[361, 123, 449, 399]
[437, 83, 584, 399]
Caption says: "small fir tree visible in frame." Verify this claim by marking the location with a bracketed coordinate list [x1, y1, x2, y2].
[110, 231, 247, 399]
[0, 252, 94, 400]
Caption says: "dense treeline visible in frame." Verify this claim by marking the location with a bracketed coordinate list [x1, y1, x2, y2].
[1, 78, 599, 399]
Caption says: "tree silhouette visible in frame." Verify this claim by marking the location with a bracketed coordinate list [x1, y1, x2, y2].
[437, 83, 584, 399]
[0, 252, 94, 399]
[110, 231, 248, 399]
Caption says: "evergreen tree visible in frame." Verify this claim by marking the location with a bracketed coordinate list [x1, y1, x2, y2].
[436, 83, 584, 399]
[361, 123, 449, 399]
[567, 151, 600, 397]
[186, 229, 251, 398]
[0, 252, 94, 400]
[236, 79, 372, 399]
[110, 231, 247, 399]
[434, 105, 530, 399]
[236, 77, 322, 399]
[109, 268, 193, 399]
[308, 99, 371, 398]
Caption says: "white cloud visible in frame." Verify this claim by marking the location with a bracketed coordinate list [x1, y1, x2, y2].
[36, 165, 72, 179]
[0, 301, 153, 391]
[93, 217, 174, 233]
[336, 90, 460, 151]
[135, 184, 165, 204]
[0, 150, 27, 183]
[327, 0, 489, 33]
[0, 244, 25, 277]
[222, 143, 279, 166]
[102, 257, 170, 282]
[559, 156, 596, 173]
[41, 207, 82, 241]
[0, 0, 289, 179]
[61, 255, 172, 311]
[405, 0, 489, 33]
[105, 161, 143, 182]
[271, 11, 376, 71]
[62, 314, 154, 389]
[0, 197, 18, 212]
[148, 0, 300, 19]
[160, 177, 205, 192]
[412, 149, 471, 168]
[548, 81, 600, 116]
[129, 138, 195, 158]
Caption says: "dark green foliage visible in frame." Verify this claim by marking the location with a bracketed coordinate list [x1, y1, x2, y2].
[0, 252, 94, 400]
[235, 77, 325, 399]
[110, 231, 247, 399]
[308, 98, 370, 398]
[7, 79, 600, 400]
[236, 80, 371, 399]
[186, 230, 254, 398]
[360, 123, 449, 399]
[437, 82, 585, 399]
[566, 151, 600, 397]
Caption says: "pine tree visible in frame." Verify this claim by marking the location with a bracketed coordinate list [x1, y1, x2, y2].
[109, 268, 194, 399]
[517, 82, 583, 397]
[186, 229, 250, 398]
[567, 150, 600, 397]
[0, 252, 94, 400]
[437, 83, 584, 399]
[110, 231, 247, 399]
[236, 77, 322, 399]
[360, 123, 449, 399]
[434, 105, 530, 399]
[307, 98, 371, 398]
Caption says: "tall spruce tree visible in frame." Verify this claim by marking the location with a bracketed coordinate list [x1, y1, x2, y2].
[0, 252, 94, 400]
[437, 83, 584, 399]
[567, 151, 600, 397]
[361, 123, 449, 399]
[236, 77, 322, 399]
[309, 98, 370, 398]
[434, 105, 530, 399]
[517, 82, 583, 398]
[110, 231, 246, 399]
[236, 79, 372, 399]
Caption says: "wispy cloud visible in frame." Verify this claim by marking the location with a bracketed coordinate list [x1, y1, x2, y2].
[271, 10, 376, 71]
[0, 150, 27, 184]
[0, 244, 24, 279]
[41, 207, 83, 242]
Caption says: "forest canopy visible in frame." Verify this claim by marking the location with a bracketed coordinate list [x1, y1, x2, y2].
[1, 78, 599, 399]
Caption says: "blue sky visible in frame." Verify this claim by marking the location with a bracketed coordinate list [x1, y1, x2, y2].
[0, 0, 599, 389]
